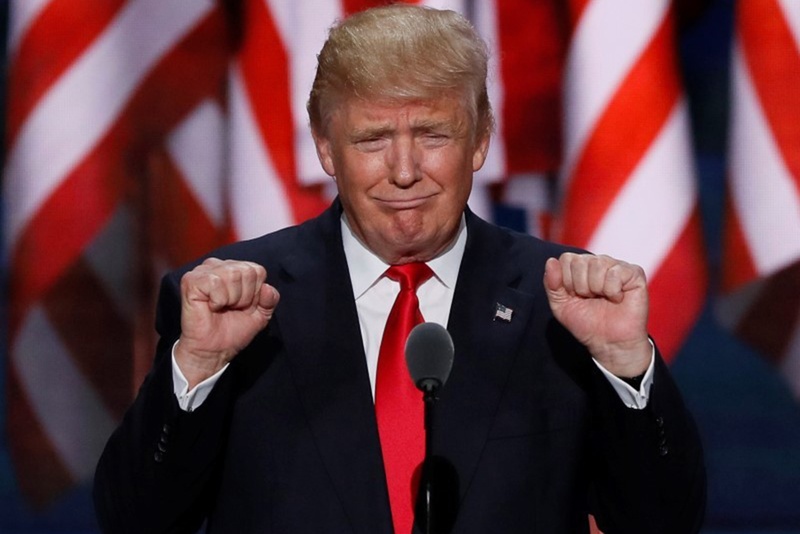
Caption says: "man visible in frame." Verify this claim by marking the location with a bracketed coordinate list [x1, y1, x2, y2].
[94, 5, 705, 533]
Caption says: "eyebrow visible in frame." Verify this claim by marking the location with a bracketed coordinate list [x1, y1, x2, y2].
[349, 125, 394, 141]
[413, 116, 469, 136]
[349, 119, 463, 141]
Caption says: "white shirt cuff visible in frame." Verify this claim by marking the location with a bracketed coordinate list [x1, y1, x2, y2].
[592, 341, 655, 410]
[171, 341, 229, 412]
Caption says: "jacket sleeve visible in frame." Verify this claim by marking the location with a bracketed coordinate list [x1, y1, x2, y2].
[93, 272, 237, 534]
[587, 347, 707, 534]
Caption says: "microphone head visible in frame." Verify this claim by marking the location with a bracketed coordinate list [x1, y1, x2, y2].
[405, 322, 454, 393]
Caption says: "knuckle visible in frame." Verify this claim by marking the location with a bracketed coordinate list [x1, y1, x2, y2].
[181, 269, 205, 290]
[206, 273, 224, 292]
[245, 261, 266, 279]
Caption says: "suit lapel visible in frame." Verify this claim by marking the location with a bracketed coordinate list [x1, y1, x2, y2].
[272, 204, 393, 533]
[436, 212, 538, 502]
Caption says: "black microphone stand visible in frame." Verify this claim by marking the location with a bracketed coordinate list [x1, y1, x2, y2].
[419, 380, 440, 534]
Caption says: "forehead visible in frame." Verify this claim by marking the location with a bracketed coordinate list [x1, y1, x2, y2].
[330, 96, 471, 132]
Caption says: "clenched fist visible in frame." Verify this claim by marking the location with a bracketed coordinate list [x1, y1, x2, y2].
[175, 258, 280, 388]
[544, 253, 651, 378]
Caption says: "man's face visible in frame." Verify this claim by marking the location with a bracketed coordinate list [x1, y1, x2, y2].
[313, 95, 490, 264]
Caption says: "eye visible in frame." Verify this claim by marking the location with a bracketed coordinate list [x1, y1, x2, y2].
[354, 136, 387, 151]
[420, 132, 449, 146]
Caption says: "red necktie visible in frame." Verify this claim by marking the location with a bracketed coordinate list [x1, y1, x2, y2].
[375, 263, 434, 534]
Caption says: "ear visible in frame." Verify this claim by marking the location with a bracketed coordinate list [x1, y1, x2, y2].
[472, 132, 491, 172]
[312, 129, 337, 178]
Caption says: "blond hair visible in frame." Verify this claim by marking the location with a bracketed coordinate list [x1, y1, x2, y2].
[307, 4, 493, 139]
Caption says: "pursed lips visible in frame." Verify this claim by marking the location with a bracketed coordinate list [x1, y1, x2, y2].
[375, 194, 436, 210]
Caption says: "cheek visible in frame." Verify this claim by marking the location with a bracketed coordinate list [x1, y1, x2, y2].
[344, 153, 387, 187]
[335, 158, 372, 192]
[434, 154, 473, 194]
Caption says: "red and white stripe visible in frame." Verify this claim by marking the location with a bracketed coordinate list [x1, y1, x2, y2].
[719, 0, 800, 398]
[4, 0, 230, 504]
[495, 0, 565, 238]
[226, 0, 336, 240]
[555, 0, 706, 361]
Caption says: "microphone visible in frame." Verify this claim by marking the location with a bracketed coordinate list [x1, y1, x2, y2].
[405, 322, 454, 394]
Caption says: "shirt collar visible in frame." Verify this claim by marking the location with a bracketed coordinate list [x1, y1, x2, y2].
[341, 213, 467, 300]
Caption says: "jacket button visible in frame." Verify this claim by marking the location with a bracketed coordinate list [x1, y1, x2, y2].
[658, 445, 669, 457]
[154, 451, 164, 463]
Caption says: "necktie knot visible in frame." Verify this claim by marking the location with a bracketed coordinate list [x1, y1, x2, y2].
[385, 263, 433, 292]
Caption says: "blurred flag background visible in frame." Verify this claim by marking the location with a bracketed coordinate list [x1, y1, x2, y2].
[718, 0, 800, 401]
[1, 0, 799, 532]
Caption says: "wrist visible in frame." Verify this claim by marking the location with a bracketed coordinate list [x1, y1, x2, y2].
[590, 337, 652, 378]
[174, 339, 230, 389]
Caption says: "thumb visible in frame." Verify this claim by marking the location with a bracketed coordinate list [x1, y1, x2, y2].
[257, 284, 280, 314]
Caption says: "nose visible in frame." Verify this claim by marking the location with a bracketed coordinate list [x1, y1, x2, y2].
[388, 135, 420, 187]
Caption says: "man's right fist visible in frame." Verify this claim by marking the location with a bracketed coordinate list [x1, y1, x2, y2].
[175, 258, 280, 388]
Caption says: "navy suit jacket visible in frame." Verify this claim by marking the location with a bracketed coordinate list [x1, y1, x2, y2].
[94, 201, 705, 533]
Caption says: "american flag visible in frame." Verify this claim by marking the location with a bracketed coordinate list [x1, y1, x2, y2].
[3, 0, 565, 507]
[718, 0, 800, 399]
[554, 0, 707, 363]
[493, 303, 514, 323]
[4, 0, 239, 505]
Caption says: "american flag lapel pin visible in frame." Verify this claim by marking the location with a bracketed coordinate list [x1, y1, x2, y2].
[493, 303, 513, 322]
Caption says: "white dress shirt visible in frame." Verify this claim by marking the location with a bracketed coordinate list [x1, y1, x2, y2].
[173, 215, 654, 411]
[342, 215, 465, 398]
